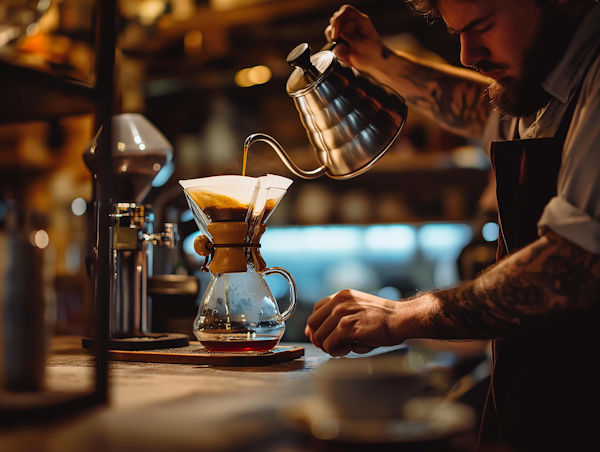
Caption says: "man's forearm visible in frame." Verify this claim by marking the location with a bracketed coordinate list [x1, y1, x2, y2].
[368, 45, 492, 137]
[423, 231, 600, 340]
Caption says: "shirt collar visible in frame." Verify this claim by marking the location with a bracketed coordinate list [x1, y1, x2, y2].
[542, 2, 600, 103]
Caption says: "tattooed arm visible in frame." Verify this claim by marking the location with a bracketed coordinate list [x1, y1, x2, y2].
[429, 230, 600, 339]
[326, 5, 491, 137]
[305, 230, 600, 356]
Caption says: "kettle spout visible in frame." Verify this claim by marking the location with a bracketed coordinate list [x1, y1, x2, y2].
[244, 133, 327, 180]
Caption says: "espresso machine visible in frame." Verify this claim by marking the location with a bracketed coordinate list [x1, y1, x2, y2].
[84, 113, 188, 350]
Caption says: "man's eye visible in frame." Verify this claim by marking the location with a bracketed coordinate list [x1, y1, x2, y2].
[478, 24, 492, 34]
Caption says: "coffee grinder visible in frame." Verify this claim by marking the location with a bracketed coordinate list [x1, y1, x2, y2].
[84, 113, 188, 350]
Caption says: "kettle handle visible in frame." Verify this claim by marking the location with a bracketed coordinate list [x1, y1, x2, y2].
[263, 267, 297, 321]
[245, 133, 327, 179]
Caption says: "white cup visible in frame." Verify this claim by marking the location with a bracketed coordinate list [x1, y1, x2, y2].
[314, 353, 431, 420]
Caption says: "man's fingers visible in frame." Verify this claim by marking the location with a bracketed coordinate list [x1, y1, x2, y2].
[322, 326, 357, 357]
[311, 306, 352, 350]
[340, 21, 358, 42]
[306, 296, 338, 347]
[324, 336, 376, 357]
[329, 5, 362, 41]
[351, 345, 376, 354]
[333, 42, 351, 61]
[324, 24, 334, 42]
[312, 294, 334, 312]
[327, 343, 353, 357]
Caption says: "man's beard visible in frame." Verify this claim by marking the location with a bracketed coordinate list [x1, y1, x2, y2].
[479, 5, 571, 118]
[486, 75, 550, 119]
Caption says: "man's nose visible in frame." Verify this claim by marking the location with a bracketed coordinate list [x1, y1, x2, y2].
[460, 33, 490, 68]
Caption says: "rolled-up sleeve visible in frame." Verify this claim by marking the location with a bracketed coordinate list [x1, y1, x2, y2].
[538, 56, 600, 254]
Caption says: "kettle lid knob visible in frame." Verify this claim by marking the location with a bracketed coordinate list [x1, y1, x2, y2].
[286, 43, 320, 82]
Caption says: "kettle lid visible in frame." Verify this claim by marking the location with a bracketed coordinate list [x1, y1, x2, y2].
[286, 43, 335, 97]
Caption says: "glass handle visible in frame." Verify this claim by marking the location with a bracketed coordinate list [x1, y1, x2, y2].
[263, 267, 297, 321]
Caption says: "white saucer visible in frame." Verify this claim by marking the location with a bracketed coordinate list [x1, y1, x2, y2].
[277, 396, 476, 443]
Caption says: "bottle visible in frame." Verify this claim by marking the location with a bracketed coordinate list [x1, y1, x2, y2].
[1, 201, 53, 392]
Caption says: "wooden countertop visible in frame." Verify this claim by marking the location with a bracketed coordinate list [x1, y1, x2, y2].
[0, 336, 488, 452]
[0, 336, 329, 452]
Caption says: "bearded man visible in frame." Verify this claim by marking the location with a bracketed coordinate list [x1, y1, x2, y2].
[305, 1, 600, 450]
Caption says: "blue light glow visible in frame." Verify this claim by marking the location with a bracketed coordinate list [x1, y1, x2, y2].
[482, 222, 500, 242]
[183, 231, 201, 257]
[183, 223, 474, 303]
[180, 209, 194, 223]
[364, 225, 417, 252]
[262, 226, 361, 253]
[151, 161, 175, 187]
[184, 224, 471, 262]
[417, 224, 473, 260]
[303, 227, 361, 252]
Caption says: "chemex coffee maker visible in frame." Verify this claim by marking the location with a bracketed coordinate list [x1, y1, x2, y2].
[84, 113, 187, 350]
[179, 175, 297, 353]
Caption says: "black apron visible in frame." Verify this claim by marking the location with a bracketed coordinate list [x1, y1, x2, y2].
[480, 83, 600, 451]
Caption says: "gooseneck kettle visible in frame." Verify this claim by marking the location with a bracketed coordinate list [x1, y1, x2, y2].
[245, 42, 408, 180]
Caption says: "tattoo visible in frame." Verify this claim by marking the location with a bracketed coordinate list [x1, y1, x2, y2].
[400, 62, 491, 135]
[430, 231, 600, 339]
[381, 45, 392, 60]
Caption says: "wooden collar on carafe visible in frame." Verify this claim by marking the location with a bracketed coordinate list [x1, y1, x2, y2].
[194, 222, 267, 273]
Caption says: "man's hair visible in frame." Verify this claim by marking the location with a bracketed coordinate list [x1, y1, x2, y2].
[405, 0, 442, 18]
[406, 0, 590, 20]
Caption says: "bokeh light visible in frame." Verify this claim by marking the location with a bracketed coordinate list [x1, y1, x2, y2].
[71, 198, 87, 216]
[34, 230, 49, 249]
[235, 65, 272, 88]
[482, 222, 499, 242]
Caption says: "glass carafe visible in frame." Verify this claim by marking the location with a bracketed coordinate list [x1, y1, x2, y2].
[194, 262, 296, 353]
[180, 175, 297, 353]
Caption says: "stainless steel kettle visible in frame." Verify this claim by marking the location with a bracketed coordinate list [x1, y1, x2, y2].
[245, 42, 408, 180]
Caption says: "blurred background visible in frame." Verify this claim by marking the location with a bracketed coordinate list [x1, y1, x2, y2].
[0, 0, 499, 342]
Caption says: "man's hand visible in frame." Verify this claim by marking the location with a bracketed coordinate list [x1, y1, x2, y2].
[325, 5, 386, 72]
[304, 289, 429, 357]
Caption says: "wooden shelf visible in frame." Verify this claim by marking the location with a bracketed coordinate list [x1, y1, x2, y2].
[0, 61, 95, 124]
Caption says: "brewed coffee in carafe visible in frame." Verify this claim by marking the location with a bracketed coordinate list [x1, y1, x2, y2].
[180, 175, 296, 353]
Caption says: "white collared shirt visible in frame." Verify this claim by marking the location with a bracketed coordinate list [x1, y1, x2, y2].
[482, 3, 600, 253]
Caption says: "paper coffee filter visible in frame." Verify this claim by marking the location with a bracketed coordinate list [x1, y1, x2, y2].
[248, 175, 293, 240]
[259, 174, 293, 223]
[179, 175, 292, 241]
[258, 174, 293, 191]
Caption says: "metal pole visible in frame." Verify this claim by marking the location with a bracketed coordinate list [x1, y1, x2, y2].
[93, 0, 118, 404]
